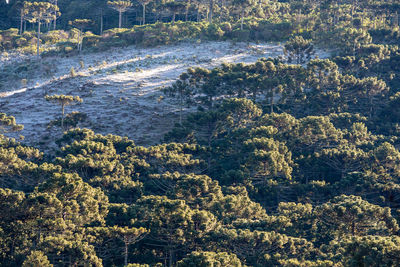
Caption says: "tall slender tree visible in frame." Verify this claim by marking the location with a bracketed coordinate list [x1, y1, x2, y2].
[108, 1, 132, 28]
[137, 0, 152, 25]
[23, 1, 59, 57]
[48, 0, 59, 30]
[69, 19, 93, 52]
[45, 95, 83, 130]
[231, 0, 257, 30]
[165, 1, 186, 25]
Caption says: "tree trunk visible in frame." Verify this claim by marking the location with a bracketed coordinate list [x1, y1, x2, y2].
[119, 10, 122, 28]
[208, 0, 213, 23]
[80, 29, 84, 51]
[143, 4, 146, 25]
[20, 10, 23, 35]
[197, 8, 200, 22]
[53, 0, 58, 30]
[37, 20, 41, 58]
[124, 242, 128, 266]
[172, 12, 176, 25]
[77, 29, 81, 52]
[100, 8, 104, 35]
[241, 10, 244, 30]
[185, 1, 190, 21]
[169, 249, 173, 267]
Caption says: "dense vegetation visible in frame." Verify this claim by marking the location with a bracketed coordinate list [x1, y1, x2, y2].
[1, 0, 400, 266]
[1, 0, 399, 55]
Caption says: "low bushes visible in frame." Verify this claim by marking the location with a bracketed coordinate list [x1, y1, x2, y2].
[1, 19, 296, 56]
[0, 29, 70, 53]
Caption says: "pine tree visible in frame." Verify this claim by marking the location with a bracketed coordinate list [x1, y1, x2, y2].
[137, 0, 152, 25]
[108, 1, 133, 28]
[45, 95, 83, 130]
[23, 2, 60, 57]
[69, 19, 93, 52]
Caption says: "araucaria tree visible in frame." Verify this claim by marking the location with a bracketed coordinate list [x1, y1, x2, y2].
[45, 95, 83, 130]
[165, 1, 187, 25]
[284, 36, 314, 64]
[23, 1, 60, 57]
[137, 0, 152, 25]
[69, 19, 93, 52]
[49, 0, 59, 30]
[231, 0, 257, 30]
[107, 1, 132, 28]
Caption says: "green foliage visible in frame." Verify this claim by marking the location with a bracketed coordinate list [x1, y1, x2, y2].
[177, 251, 244, 267]
[331, 235, 400, 266]
[131, 195, 218, 265]
[315, 195, 399, 238]
[47, 111, 88, 129]
[0, 113, 23, 133]
[284, 36, 314, 64]
[2, 0, 400, 266]
[23, 2, 59, 24]
[22, 251, 53, 267]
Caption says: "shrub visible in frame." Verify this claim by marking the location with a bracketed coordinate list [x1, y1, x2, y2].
[204, 23, 225, 40]
[70, 67, 76, 77]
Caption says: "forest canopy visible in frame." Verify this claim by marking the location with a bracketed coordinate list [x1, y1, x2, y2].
[1, 0, 400, 266]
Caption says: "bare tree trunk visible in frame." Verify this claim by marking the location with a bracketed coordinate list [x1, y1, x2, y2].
[100, 8, 104, 35]
[77, 29, 81, 52]
[185, 0, 190, 21]
[124, 242, 128, 266]
[208, 0, 213, 23]
[37, 20, 41, 58]
[172, 12, 176, 25]
[79, 29, 84, 52]
[241, 10, 244, 30]
[169, 249, 173, 267]
[119, 10, 122, 28]
[142, 4, 146, 25]
[53, 0, 58, 30]
[20, 10, 23, 35]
